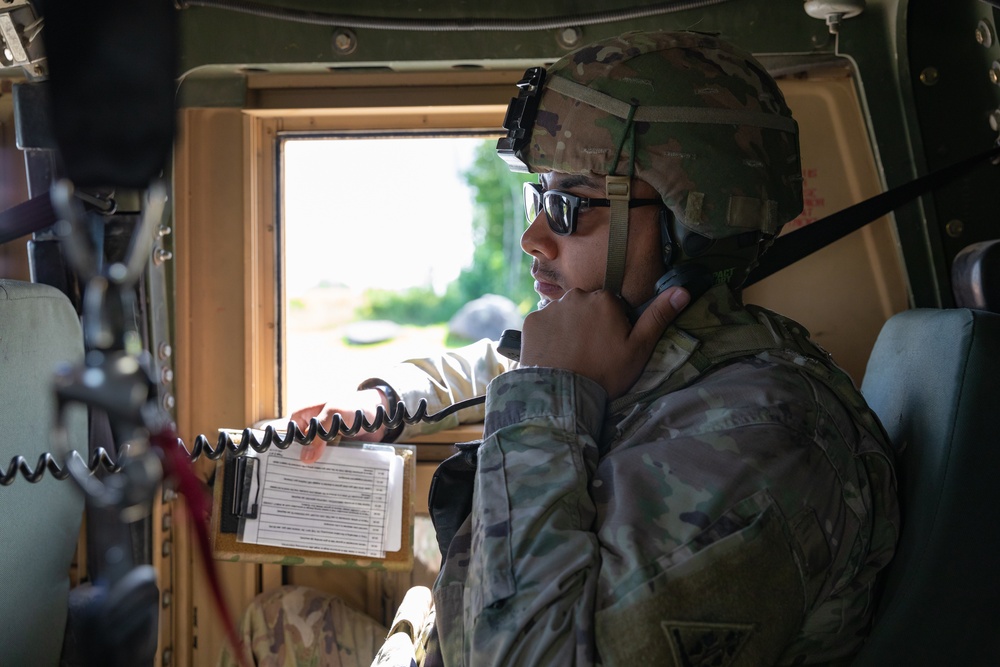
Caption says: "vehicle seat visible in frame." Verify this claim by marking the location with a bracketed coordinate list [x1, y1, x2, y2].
[852, 306, 1000, 665]
[0, 279, 87, 666]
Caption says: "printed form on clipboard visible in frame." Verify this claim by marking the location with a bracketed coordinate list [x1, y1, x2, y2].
[229, 434, 405, 560]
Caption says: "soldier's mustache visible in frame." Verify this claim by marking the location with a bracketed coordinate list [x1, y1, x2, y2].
[531, 260, 562, 285]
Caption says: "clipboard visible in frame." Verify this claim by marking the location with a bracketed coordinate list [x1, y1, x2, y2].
[210, 432, 416, 571]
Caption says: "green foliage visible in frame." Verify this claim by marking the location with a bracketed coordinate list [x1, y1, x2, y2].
[356, 139, 538, 325]
[456, 141, 537, 310]
[357, 285, 463, 325]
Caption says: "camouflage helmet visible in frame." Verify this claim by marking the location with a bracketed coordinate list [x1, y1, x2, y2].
[498, 30, 803, 294]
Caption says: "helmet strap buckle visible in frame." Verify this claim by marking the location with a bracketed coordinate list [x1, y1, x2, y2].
[605, 174, 631, 200]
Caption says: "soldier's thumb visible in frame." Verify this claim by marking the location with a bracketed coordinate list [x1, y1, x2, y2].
[631, 287, 690, 346]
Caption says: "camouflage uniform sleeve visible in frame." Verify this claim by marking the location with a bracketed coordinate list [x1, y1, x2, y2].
[362, 338, 514, 440]
[457, 366, 607, 665]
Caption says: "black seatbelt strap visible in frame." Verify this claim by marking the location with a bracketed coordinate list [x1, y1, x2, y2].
[0, 193, 57, 245]
[746, 142, 1000, 286]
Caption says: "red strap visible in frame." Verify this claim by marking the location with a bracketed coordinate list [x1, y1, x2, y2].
[152, 427, 249, 667]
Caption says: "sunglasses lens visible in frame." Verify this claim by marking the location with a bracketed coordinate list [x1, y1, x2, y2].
[523, 183, 541, 224]
[543, 193, 573, 235]
[522, 183, 575, 235]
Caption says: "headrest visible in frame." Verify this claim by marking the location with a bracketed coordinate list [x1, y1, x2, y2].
[952, 240, 1000, 312]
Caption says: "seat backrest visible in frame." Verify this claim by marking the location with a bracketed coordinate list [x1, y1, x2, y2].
[0, 279, 87, 666]
[852, 308, 1000, 665]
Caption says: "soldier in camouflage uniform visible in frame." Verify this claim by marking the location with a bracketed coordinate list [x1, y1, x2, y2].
[218, 586, 388, 667]
[227, 30, 899, 667]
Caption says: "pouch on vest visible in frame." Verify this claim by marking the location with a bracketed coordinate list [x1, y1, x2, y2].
[428, 440, 481, 559]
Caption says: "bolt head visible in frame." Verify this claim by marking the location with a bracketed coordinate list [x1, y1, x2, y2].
[332, 28, 358, 55]
[977, 20, 994, 48]
[557, 27, 582, 49]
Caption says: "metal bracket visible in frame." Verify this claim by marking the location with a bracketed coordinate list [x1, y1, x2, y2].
[0, 0, 45, 79]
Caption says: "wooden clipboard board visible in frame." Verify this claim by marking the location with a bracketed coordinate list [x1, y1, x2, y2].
[210, 436, 416, 571]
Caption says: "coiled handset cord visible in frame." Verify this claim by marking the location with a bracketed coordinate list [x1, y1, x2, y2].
[0, 394, 486, 485]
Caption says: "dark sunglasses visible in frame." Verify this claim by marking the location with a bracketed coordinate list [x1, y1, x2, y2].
[523, 182, 662, 236]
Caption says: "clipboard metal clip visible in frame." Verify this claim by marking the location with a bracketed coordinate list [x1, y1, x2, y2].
[231, 455, 258, 520]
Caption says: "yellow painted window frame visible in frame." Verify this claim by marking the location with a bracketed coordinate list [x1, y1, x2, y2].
[171, 73, 516, 666]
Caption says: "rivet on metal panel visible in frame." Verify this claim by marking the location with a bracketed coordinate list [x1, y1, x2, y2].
[332, 28, 357, 55]
[158, 225, 172, 237]
[989, 108, 1000, 132]
[162, 513, 172, 531]
[162, 486, 177, 503]
[162, 589, 172, 608]
[920, 67, 940, 86]
[990, 61, 1000, 85]
[158, 342, 172, 360]
[945, 219, 964, 238]
[153, 247, 173, 265]
[557, 27, 582, 49]
[162, 540, 172, 557]
[977, 20, 994, 48]
[160, 366, 174, 385]
[162, 393, 175, 411]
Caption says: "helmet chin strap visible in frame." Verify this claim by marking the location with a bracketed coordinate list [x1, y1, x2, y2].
[603, 104, 639, 297]
[603, 174, 632, 295]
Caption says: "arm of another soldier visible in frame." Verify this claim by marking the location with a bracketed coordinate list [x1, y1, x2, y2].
[363, 337, 515, 440]
[263, 338, 514, 461]
[458, 289, 688, 665]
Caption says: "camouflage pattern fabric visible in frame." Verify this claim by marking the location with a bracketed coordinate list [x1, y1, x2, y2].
[519, 30, 803, 241]
[407, 284, 898, 666]
[376, 339, 515, 442]
[371, 586, 436, 667]
[233, 286, 898, 666]
[217, 586, 387, 667]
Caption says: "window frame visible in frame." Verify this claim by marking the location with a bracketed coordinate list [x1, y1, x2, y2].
[171, 70, 519, 665]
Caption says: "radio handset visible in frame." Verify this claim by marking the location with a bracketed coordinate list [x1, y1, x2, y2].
[498, 329, 522, 362]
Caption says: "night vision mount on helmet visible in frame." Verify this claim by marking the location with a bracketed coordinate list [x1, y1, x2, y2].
[497, 30, 804, 305]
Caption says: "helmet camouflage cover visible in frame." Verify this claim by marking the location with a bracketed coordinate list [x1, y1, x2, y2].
[506, 30, 803, 243]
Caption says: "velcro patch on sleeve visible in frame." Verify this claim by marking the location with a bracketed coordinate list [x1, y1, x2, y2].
[595, 492, 805, 666]
[662, 620, 755, 667]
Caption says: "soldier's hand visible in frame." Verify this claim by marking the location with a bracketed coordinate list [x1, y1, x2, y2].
[518, 286, 690, 400]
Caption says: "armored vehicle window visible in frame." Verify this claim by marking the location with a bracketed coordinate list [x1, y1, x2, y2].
[279, 134, 531, 411]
